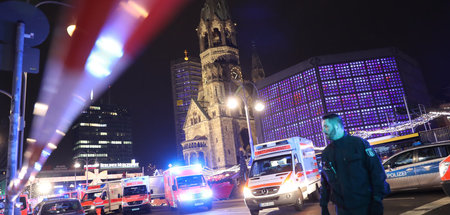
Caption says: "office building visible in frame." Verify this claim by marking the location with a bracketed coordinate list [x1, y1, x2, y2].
[170, 53, 202, 159]
[72, 104, 134, 164]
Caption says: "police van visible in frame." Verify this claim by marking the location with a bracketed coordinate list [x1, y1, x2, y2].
[383, 142, 450, 191]
[244, 137, 321, 215]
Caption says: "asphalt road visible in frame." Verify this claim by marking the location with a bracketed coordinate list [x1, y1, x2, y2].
[136, 189, 449, 215]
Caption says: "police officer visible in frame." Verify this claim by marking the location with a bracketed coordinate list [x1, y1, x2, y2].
[320, 114, 389, 215]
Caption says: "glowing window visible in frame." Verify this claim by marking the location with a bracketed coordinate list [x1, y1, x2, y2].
[293, 88, 306, 105]
[306, 83, 320, 101]
[284, 107, 297, 125]
[285, 123, 299, 138]
[361, 108, 379, 124]
[369, 74, 387, 90]
[318, 65, 335, 81]
[366, 59, 382, 74]
[350, 61, 367, 77]
[325, 96, 342, 112]
[280, 93, 294, 109]
[268, 83, 279, 99]
[354, 76, 371, 92]
[338, 78, 355, 94]
[358, 92, 374, 108]
[309, 99, 324, 117]
[374, 90, 391, 106]
[290, 73, 304, 90]
[303, 68, 317, 85]
[269, 97, 282, 113]
[322, 80, 339, 96]
[296, 103, 310, 120]
[389, 88, 405, 104]
[342, 94, 358, 110]
[345, 110, 362, 127]
[278, 79, 291, 95]
[381, 57, 398, 72]
[335, 63, 351, 78]
[385, 72, 402, 88]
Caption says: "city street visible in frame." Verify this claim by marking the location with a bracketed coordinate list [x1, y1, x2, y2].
[141, 189, 449, 215]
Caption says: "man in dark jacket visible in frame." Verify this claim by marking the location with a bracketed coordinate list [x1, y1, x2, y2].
[320, 114, 389, 215]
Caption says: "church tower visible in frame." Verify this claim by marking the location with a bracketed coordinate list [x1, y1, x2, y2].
[251, 42, 265, 83]
[182, 0, 256, 169]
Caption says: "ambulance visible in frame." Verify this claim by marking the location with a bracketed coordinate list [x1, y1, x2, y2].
[121, 176, 151, 214]
[244, 137, 321, 215]
[163, 165, 213, 211]
[81, 180, 122, 215]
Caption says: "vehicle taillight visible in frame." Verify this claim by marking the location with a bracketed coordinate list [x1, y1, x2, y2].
[440, 161, 450, 178]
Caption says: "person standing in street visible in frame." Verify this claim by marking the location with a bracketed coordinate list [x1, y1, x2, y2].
[320, 114, 389, 215]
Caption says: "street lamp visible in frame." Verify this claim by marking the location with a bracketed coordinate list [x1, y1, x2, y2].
[227, 81, 265, 163]
[74, 162, 80, 190]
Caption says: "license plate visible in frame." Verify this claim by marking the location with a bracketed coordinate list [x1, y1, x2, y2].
[194, 202, 204, 206]
[131, 208, 140, 211]
[259, 202, 274, 207]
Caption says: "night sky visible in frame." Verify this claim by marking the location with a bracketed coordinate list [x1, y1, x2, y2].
[1, 0, 449, 170]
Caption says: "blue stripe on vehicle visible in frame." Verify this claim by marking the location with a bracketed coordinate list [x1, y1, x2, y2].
[386, 161, 442, 179]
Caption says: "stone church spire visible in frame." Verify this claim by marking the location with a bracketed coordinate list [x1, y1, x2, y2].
[197, 0, 237, 53]
[251, 41, 265, 83]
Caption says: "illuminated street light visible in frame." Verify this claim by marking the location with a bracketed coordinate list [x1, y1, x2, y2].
[37, 181, 52, 194]
[227, 81, 265, 163]
[254, 101, 265, 112]
[227, 97, 239, 109]
[67, 24, 76, 36]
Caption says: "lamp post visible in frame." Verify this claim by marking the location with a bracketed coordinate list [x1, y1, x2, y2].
[74, 162, 80, 190]
[227, 80, 265, 163]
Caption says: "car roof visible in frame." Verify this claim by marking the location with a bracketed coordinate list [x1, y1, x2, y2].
[383, 142, 450, 164]
[41, 198, 80, 204]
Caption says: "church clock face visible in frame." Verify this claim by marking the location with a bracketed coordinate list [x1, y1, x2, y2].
[231, 66, 241, 80]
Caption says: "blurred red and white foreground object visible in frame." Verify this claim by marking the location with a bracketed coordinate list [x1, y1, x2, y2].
[8, 0, 189, 201]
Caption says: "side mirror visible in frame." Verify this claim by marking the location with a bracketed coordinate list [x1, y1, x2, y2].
[150, 190, 153, 194]
[172, 185, 177, 191]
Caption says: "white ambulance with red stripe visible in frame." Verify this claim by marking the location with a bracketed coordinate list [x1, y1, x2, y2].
[81, 180, 123, 215]
[121, 176, 151, 214]
[244, 137, 321, 215]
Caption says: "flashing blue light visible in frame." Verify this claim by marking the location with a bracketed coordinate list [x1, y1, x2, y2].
[85, 36, 124, 78]
[58, 189, 64, 194]
[95, 37, 123, 58]
[34, 163, 42, 171]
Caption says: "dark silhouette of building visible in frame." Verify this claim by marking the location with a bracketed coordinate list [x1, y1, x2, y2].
[72, 104, 134, 164]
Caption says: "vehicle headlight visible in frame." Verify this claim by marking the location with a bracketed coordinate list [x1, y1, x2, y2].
[90, 205, 95, 210]
[278, 179, 297, 194]
[180, 192, 194, 201]
[122, 201, 128, 206]
[440, 162, 450, 178]
[202, 189, 213, 199]
[243, 187, 252, 198]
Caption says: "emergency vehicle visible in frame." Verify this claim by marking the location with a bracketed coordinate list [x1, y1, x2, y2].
[81, 181, 122, 215]
[121, 176, 151, 214]
[163, 165, 213, 211]
[383, 142, 450, 191]
[439, 155, 450, 196]
[0, 194, 31, 215]
[244, 137, 321, 215]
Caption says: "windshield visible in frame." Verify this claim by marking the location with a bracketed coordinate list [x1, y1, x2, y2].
[250, 154, 293, 177]
[82, 192, 102, 202]
[41, 200, 81, 215]
[124, 185, 147, 196]
[176, 175, 205, 188]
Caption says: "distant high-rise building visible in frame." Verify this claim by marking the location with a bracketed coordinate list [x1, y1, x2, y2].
[170, 51, 202, 160]
[256, 48, 430, 146]
[72, 104, 134, 164]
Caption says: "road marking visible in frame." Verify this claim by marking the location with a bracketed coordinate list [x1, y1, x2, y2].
[400, 196, 450, 215]
[384, 197, 415, 200]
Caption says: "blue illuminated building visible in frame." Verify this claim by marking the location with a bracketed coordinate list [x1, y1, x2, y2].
[256, 48, 430, 147]
[170, 55, 202, 159]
